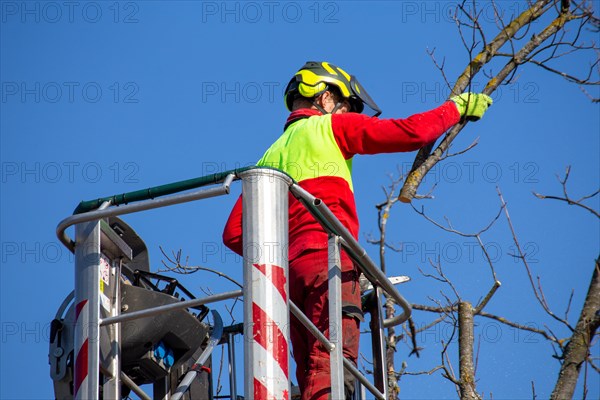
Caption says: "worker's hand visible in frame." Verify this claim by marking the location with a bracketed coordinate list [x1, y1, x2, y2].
[450, 92, 493, 121]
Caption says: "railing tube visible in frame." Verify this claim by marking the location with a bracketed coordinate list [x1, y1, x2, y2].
[328, 234, 345, 399]
[57, 174, 235, 252]
[228, 332, 238, 400]
[100, 290, 242, 326]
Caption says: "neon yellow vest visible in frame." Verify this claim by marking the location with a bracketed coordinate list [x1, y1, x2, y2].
[257, 114, 354, 191]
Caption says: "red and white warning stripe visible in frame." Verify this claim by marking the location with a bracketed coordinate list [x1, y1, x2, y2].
[73, 299, 89, 399]
[252, 263, 290, 400]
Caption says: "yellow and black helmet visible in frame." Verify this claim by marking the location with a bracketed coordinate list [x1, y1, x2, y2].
[284, 61, 382, 117]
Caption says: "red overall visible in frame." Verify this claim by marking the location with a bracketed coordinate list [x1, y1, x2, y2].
[223, 102, 460, 400]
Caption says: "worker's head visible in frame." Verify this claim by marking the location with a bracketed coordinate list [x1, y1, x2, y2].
[294, 85, 351, 114]
[284, 61, 382, 117]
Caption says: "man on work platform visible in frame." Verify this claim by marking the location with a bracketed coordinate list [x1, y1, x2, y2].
[223, 61, 492, 400]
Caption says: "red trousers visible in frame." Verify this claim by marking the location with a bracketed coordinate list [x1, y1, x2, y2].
[289, 249, 362, 400]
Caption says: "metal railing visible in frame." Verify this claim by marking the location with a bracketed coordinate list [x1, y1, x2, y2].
[55, 167, 411, 400]
[290, 184, 412, 328]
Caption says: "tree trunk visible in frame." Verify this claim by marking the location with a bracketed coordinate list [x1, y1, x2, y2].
[551, 259, 600, 400]
[458, 302, 480, 400]
[385, 297, 399, 399]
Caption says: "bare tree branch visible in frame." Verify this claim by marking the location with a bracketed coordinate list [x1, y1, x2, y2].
[413, 303, 455, 314]
[497, 188, 575, 329]
[158, 246, 243, 288]
[533, 166, 600, 219]
[411, 203, 503, 281]
[477, 311, 559, 343]
[551, 259, 600, 399]
[399, 0, 591, 202]
[398, 363, 444, 377]
[588, 358, 600, 374]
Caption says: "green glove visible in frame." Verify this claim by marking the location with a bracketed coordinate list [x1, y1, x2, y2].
[450, 92, 493, 121]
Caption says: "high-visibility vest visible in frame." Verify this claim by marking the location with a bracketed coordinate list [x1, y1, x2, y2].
[257, 113, 354, 191]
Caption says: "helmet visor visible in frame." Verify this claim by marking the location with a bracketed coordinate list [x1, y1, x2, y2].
[350, 76, 382, 117]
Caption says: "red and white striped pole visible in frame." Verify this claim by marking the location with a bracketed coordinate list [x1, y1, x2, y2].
[241, 168, 292, 400]
[73, 220, 102, 399]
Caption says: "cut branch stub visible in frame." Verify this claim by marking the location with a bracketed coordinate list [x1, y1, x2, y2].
[458, 301, 481, 400]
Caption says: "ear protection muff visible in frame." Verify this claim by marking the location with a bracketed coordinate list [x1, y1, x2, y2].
[298, 81, 327, 98]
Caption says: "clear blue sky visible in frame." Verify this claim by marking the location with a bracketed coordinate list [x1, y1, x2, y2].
[1, 1, 598, 399]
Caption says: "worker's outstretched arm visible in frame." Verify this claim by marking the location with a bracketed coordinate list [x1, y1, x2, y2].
[332, 95, 490, 158]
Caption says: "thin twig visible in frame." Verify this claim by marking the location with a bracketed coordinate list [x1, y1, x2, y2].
[474, 333, 482, 374]
[158, 246, 243, 288]
[398, 365, 444, 377]
[533, 168, 600, 219]
[477, 311, 559, 343]
[412, 202, 503, 280]
[497, 187, 574, 329]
